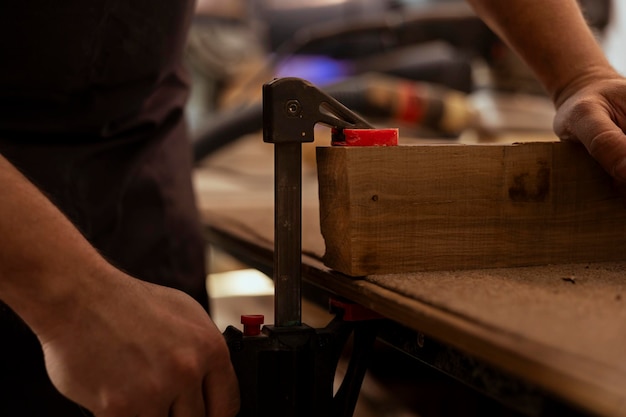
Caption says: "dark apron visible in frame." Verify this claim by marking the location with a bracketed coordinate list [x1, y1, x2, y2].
[0, 1, 207, 415]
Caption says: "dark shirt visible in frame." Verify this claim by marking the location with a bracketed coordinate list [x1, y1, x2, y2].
[0, 0, 195, 138]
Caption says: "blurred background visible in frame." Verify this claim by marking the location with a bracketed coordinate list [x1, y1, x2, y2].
[186, 0, 618, 156]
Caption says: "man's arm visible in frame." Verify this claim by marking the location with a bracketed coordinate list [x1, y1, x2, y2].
[467, 0, 626, 183]
[0, 154, 239, 416]
[466, 0, 615, 102]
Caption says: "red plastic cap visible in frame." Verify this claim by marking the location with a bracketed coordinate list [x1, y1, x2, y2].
[333, 128, 398, 147]
[241, 314, 264, 336]
[329, 298, 384, 321]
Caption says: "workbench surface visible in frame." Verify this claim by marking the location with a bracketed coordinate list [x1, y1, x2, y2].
[194, 134, 626, 417]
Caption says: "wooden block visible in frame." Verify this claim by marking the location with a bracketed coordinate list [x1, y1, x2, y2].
[316, 142, 626, 276]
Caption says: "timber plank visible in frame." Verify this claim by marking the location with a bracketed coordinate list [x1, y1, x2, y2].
[316, 142, 626, 276]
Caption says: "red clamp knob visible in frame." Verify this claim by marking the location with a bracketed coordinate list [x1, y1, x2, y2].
[329, 298, 384, 321]
[332, 128, 398, 147]
[241, 314, 264, 336]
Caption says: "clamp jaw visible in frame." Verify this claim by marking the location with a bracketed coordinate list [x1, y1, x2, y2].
[263, 77, 373, 145]
[224, 78, 382, 417]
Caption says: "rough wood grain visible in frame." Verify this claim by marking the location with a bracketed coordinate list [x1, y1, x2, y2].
[316, 142, 626, 276]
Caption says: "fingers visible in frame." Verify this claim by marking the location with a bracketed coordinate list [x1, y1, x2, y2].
[555, 93, 626, 182]
[203, 362, 240, 417]
[573, 114, 626, 181]
[162, 366, 239, 417]
[169, 388, 205, 417]
[587, 129, 626, 182]
[169, 332, 239, 417]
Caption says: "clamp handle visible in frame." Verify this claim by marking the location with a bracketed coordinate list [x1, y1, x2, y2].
[263, 77, 373, 145]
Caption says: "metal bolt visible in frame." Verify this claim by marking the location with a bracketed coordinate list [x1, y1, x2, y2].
[285, 100, 301, 117]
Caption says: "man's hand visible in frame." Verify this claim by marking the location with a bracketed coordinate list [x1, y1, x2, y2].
[466, 0, 626, 185]
[0, 155, 239, 416]
[39, 273, 240, 417]
[553, 76, 626, 184]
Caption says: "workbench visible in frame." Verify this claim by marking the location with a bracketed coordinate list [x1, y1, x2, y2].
[194, 134, 626, 417]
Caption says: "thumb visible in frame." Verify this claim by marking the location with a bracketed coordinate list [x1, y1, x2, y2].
[555, 98, 626, 182]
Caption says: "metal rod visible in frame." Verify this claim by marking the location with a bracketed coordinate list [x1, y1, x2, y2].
[274, 142, 302, 327]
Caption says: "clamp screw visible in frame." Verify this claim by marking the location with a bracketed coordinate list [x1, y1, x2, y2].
[285, 100, 302, 117]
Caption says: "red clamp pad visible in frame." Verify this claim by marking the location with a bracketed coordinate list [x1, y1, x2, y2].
[241, 314, 264, 336]
[333, 128, 399, 147]
[329, 298, 384, 322]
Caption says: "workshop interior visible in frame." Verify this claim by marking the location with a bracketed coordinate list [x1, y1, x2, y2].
[187, 1, 620, 416]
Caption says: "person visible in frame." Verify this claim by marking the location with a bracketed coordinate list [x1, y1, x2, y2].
[0, 1, 238, 416]
[468, 0, 626, 186]
[0, 1, 624, 417]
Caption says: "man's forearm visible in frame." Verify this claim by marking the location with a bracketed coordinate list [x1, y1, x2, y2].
[467, 0, 618, 105]
[0, 154, 111, 336]
[0, 154, 240, 417]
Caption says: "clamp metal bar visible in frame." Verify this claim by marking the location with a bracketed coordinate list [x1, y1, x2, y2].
[224, 77, 384, 417]
[263, 77, 373, 328]
[273, 141, 303, 327]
